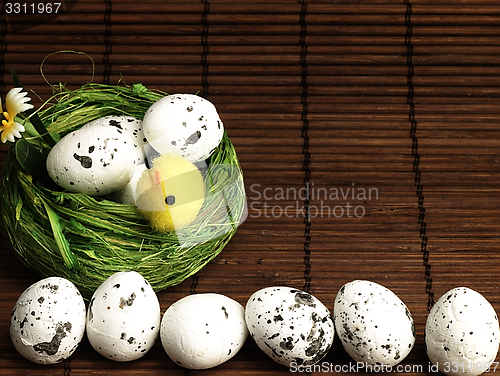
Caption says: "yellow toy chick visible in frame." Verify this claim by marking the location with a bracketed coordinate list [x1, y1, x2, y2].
[135, 153, 205, 233]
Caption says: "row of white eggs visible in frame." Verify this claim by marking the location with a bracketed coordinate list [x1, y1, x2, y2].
[10, 274, 500, 375]
[10, 272, 247, 368]
[46, 94, 224, 197]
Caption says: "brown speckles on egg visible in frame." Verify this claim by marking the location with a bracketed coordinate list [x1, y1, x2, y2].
[185, 131, 201, 145]
[109, 119, 123, 129]
[119, 293, 136, 309]
[221, 306, 229, 319]
[279, 337, 294, 351]
[294, 292, 316, 307]
[73, 153, 92, 168]
[33, 321, 72, 356]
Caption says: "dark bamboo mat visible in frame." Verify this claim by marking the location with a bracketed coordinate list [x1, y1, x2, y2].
[1, 0, 500, 375]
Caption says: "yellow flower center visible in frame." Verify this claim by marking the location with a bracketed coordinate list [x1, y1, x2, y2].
[2, 111, 13, 128]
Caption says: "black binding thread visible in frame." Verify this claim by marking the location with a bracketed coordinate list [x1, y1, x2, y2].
[186, 275, 198, 376]
[300, 0, 312, 294]
[0, 3, 7, 96]
[188, 0, 210, 297]
[190, 274, 199, 294]
[63, 358, 71, 376]
[201, 0, 210, 98]
[103, 0, 112, 84]
[405, 0, 434, 311]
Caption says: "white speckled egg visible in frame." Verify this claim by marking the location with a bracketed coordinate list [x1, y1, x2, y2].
[425, 287, 500, 376]
[245, 286, 334, 367]
[82, 115, 147, 153]
[86, 271, 160, 362]
[142, 94, 224, 163]
[333, 280, 416, 366]
[10, 277, 86, 365]
[47, 124, 145, 196]
[160, 293, 248, 369]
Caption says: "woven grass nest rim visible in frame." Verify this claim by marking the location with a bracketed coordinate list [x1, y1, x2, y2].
[0, 82, 246, 299]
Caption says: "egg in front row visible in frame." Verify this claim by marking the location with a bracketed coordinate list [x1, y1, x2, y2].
[426, 287, 500, 376]
[160, 293, 248, 369]
[333, 280, 416, 366]
[86, 271, 161, 362]
[10, 277, 86, 365]
[245, 286, 335, 367]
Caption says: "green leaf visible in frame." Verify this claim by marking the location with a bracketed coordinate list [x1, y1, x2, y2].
[40, 199, 77, 270]
[132, 83, 148, 94]
[11, 69, 57, 147]
[15, 138, 48, 176]
[11, 69, 23, 88]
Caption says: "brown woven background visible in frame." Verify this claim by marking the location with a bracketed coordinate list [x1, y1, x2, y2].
[1, 0, 500, 375]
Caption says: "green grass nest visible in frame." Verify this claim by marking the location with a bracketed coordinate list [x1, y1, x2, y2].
[0, 83, 246, 298]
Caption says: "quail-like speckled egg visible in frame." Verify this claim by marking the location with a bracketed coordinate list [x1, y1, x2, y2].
[333, 280, 416, 366]
[86, 271, 161, 362]
[245, 286, 335, 367]
[82, 115, 147, 153]
[425, 287, 500, 376]
[47, 124, 145, 196]
[142, 94, 224, 163]
[160, 293, 248, 369]
[10, 277, 86, 364]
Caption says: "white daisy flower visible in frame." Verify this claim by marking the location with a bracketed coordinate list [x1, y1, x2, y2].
[0, 87, 34, 143]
